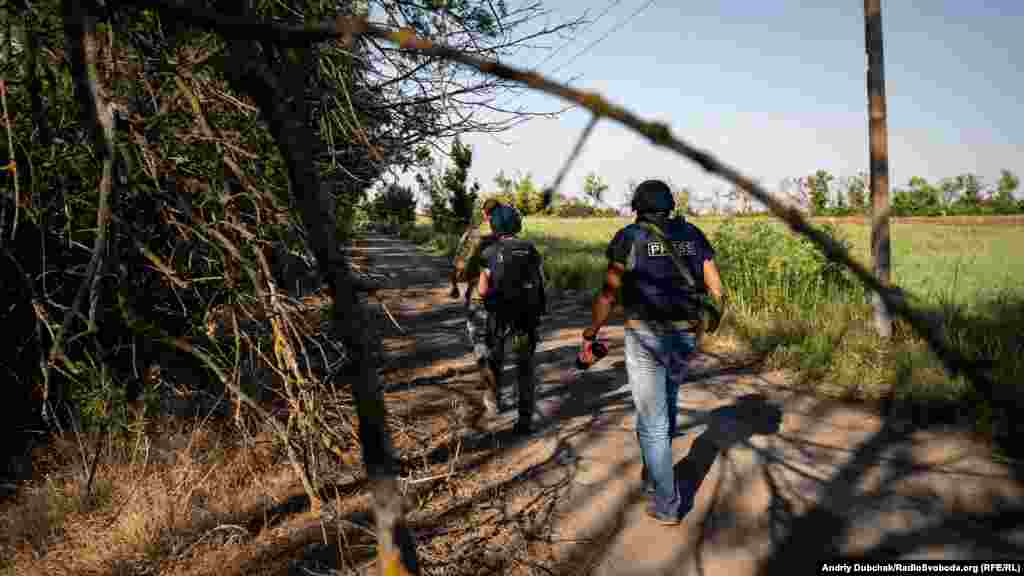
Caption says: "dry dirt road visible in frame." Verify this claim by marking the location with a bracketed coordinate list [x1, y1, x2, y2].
[359, 232, 1024, 575]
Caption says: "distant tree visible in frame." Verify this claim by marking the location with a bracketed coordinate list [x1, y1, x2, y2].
[443, 138, 479, 226]
[907, 176, 941, 215]
[938, 177, 962, 207]
[995, 169, 1020, 213]
[957, 173, 982, 208]
[846, 174, 867, 214]
[832, 179, 847, 213]
[491, 170, 517, 209]
[807, 170, 833, 215]
[513, 172, 545, 216]
[583, 172, 609, 206]
[422, 137, 480, 232]
[672, 186, 691, 218]
[371, 182, 417, 226]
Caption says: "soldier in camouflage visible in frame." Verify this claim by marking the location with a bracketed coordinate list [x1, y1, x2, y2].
[450, 198, 502, 407]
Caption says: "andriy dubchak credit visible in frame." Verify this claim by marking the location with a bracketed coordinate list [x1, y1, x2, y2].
[820, 562, 1022, 574]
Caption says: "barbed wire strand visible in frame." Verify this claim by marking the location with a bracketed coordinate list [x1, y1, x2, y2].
[549, 0, 658, 78]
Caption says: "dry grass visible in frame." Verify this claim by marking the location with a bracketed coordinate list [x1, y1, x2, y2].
[0, 363, 594, 576]
[0, 412, 304, 575]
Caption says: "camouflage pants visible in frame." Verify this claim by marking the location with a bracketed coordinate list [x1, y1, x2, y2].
[466, 300, 538, 419]
[466, 299, 492, 362]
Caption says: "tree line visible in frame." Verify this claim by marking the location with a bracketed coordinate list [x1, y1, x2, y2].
[370, 149, 1024, 227]
[750, 169, 1021, 217]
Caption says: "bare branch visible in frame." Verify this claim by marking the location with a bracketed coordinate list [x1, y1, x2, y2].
[0, 79, 17, 241]
[42, 0, 117, 424]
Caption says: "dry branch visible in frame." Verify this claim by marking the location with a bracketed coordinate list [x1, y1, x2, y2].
[42, 0, 118, 424]
[0, 78, 17, 241]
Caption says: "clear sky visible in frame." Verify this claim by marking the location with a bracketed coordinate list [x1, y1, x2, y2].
[426, 0, 1023, 212]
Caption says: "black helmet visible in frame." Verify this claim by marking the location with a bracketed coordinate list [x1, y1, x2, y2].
[489, 203, 522, 236]
[630, 179, 675, 214]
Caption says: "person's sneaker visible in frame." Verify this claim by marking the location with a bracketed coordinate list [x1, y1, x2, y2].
[645, 505, 681, 526]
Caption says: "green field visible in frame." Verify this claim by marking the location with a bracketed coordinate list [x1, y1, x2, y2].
[521, 216, 1024, 308]
[403, 215, 1023, 441]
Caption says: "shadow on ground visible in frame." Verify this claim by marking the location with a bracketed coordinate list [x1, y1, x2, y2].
[153, 232, 1024, 576]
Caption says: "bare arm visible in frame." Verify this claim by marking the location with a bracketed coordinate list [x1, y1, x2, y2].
[703, 258, 724, 303]
[477, 268, 490, 299]
[451, 229, 472, 280]
[583, 262, 624, 339]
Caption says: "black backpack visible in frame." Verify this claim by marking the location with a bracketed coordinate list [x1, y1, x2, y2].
[486, 237, 546, 326]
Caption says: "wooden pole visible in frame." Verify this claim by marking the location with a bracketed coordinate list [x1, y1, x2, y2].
[866, 0, 892, 338]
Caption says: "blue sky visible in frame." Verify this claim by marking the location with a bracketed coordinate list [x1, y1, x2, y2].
[416, 0, 1024, 211]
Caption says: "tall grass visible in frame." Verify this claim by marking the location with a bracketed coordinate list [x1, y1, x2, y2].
[709, 219, 866, 314]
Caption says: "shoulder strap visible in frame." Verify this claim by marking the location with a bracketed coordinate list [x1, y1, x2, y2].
[636, 222, 697, 290]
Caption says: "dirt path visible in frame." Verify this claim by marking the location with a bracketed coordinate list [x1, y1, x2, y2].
[362, 232, 1024, 574]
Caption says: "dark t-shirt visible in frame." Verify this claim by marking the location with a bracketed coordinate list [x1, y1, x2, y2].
[605, 217, 715, 321]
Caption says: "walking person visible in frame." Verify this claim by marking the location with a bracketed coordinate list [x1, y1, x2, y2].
[452, 198, 504, 412]
[450, 198, 501, 300]
[578, 179, 726, 525]
[477, 204, 547, 435]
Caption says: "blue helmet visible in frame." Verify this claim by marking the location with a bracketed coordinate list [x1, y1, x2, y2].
[630, 179, 675, 214]
[489, 203, 522, 236]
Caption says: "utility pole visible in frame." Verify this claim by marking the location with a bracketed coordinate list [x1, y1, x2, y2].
[865, 0, 892, 338]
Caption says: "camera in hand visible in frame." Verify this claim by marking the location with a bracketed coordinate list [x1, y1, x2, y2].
[575, 340, 608, 371]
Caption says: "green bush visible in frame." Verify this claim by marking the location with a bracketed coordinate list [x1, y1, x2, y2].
[370, 183, 417, 227]
[711, 219, 865, 314]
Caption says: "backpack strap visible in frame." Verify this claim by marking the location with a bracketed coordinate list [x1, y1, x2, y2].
[635, 222, 698, 289]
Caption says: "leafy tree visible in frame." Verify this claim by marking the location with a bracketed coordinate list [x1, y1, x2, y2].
[807, 170, 834, 215]
[583, 172, 609, 206]
[908, 176, 941, 215]
[957, 173, 982, 208]
[846, 174, 867, 214]
[422, 138, 480, 232]
[995, 169, 1019, 214]
[444, 138, 480, 227]
[491, 170, 517, 207]
[939, 177, 962, 208]
[513, 172, 545, 215]
[371, 182, 417, 226]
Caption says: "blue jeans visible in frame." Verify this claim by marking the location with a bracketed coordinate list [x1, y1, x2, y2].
[625, 322, 698, 519]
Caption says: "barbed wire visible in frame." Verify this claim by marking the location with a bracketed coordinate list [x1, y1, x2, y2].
[489, 0, 624, 110]
[548, 0, 658, 78]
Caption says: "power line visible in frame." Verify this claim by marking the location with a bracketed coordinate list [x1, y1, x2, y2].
[531, 0, 624, 71]
[491, 0, 624, 110]
[549, 0, 659, 79]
